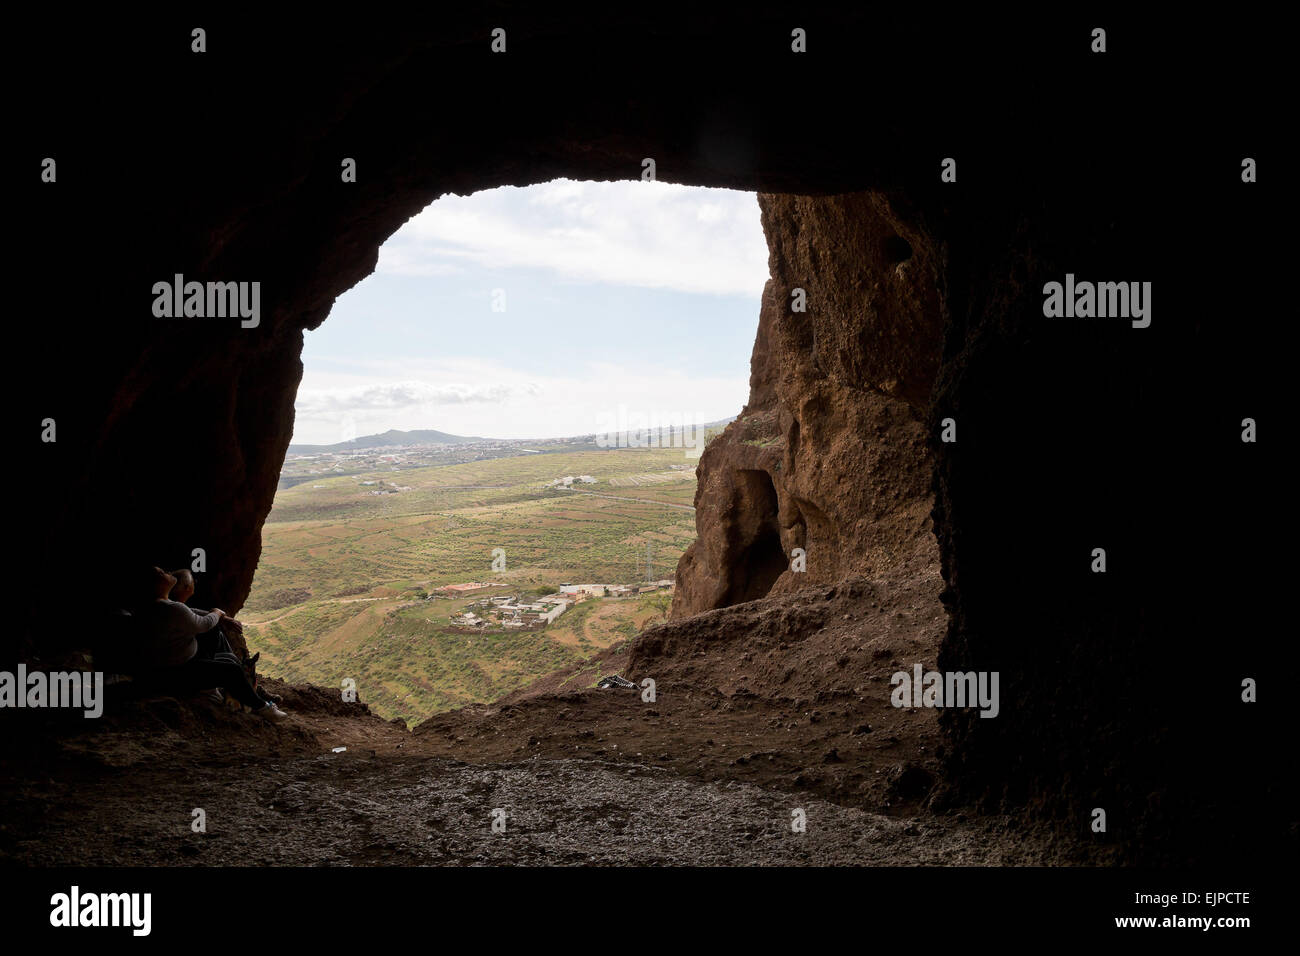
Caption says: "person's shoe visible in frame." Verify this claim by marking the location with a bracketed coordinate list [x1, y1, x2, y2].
[200, 688, 223, 704]
[256, 686, 283, 705]
[256, 702, 288, 722]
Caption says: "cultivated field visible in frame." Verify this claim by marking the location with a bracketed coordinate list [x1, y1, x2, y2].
[243, 446, 697, 724]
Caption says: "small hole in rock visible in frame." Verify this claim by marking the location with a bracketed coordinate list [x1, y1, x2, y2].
[883, 235, 913, 264]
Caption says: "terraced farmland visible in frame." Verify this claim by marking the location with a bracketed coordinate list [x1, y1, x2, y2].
[243, 446, 697, 724]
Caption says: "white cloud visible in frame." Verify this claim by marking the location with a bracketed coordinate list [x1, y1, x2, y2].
[377, 179, 767, 297]
[294, 379, 540, 416]
[291, 181, 761, 444]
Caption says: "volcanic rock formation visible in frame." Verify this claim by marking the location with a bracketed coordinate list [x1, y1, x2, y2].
[673, 192, 941, 617]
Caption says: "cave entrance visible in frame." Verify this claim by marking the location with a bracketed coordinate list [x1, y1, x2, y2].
[722, 469, 787, 605]
[242, 179, 766, 726]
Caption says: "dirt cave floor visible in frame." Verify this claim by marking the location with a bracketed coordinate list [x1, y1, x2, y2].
[0, 568, 1111, 866]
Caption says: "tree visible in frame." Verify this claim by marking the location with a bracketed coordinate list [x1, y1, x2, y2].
[643, 591, 671, 621]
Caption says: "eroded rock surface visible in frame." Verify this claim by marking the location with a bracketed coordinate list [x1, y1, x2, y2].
[674, 193, 942, 618]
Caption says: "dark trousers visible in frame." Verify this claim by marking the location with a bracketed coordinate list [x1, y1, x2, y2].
[196, 628, 235, 660]
[155, 631, 262, 710]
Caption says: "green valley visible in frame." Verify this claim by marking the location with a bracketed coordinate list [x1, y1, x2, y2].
[243, 445, 701, 725]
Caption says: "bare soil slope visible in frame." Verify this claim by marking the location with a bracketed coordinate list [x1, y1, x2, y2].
[0, 549, 1107, 866]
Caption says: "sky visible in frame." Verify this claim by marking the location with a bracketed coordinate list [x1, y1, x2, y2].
[292, 179, 769, 444]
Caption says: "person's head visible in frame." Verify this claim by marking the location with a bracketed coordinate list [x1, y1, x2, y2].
[148, 566, 176, 600]
[170, 569, 195, 603]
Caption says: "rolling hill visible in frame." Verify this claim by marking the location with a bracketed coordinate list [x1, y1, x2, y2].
[287, 428, 485, 454]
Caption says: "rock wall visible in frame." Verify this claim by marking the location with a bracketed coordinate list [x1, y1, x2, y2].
[675, 176, 1281, 860]
[927, 179, 1280, 861]
[673, 193, 941, 617]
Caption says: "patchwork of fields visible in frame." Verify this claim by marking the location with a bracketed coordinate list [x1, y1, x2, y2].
[243, 447, 698, 724]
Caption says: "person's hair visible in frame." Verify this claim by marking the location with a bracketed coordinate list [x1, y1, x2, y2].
[171, 569, 195, 591]
[146, 566, 172, 595]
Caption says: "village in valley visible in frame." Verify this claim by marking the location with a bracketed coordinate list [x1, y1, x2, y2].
[247, 432, 709, 722]
[440, 579, 674, 632]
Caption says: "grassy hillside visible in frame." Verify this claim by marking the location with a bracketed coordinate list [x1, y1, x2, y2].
[243, 446, 695, 724]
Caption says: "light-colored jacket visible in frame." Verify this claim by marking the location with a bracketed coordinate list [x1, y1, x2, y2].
[137, 599, 221, 668]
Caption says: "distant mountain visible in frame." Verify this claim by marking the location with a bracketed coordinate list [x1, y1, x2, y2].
[288, 417, 738, 456]
[287, 429, 485, 454]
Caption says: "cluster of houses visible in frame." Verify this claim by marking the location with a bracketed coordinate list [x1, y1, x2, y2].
[358, 479, 411, 496]
[451, 593, 573, 630]
[444, 580, 675, 632]
[558, 581, 674, 599]
[547, 475, 598, 488]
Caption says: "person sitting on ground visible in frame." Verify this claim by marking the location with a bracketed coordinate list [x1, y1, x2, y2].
[168, 568, 282, 706]
[136, 567, 287, 721]
[168, 569, 246, 657]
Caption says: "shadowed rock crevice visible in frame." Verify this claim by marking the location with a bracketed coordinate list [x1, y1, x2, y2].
[883, 235, 914, 265]
[720, 469, 786, 605]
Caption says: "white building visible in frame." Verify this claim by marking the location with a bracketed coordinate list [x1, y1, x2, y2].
[559, 584, 610, 597]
